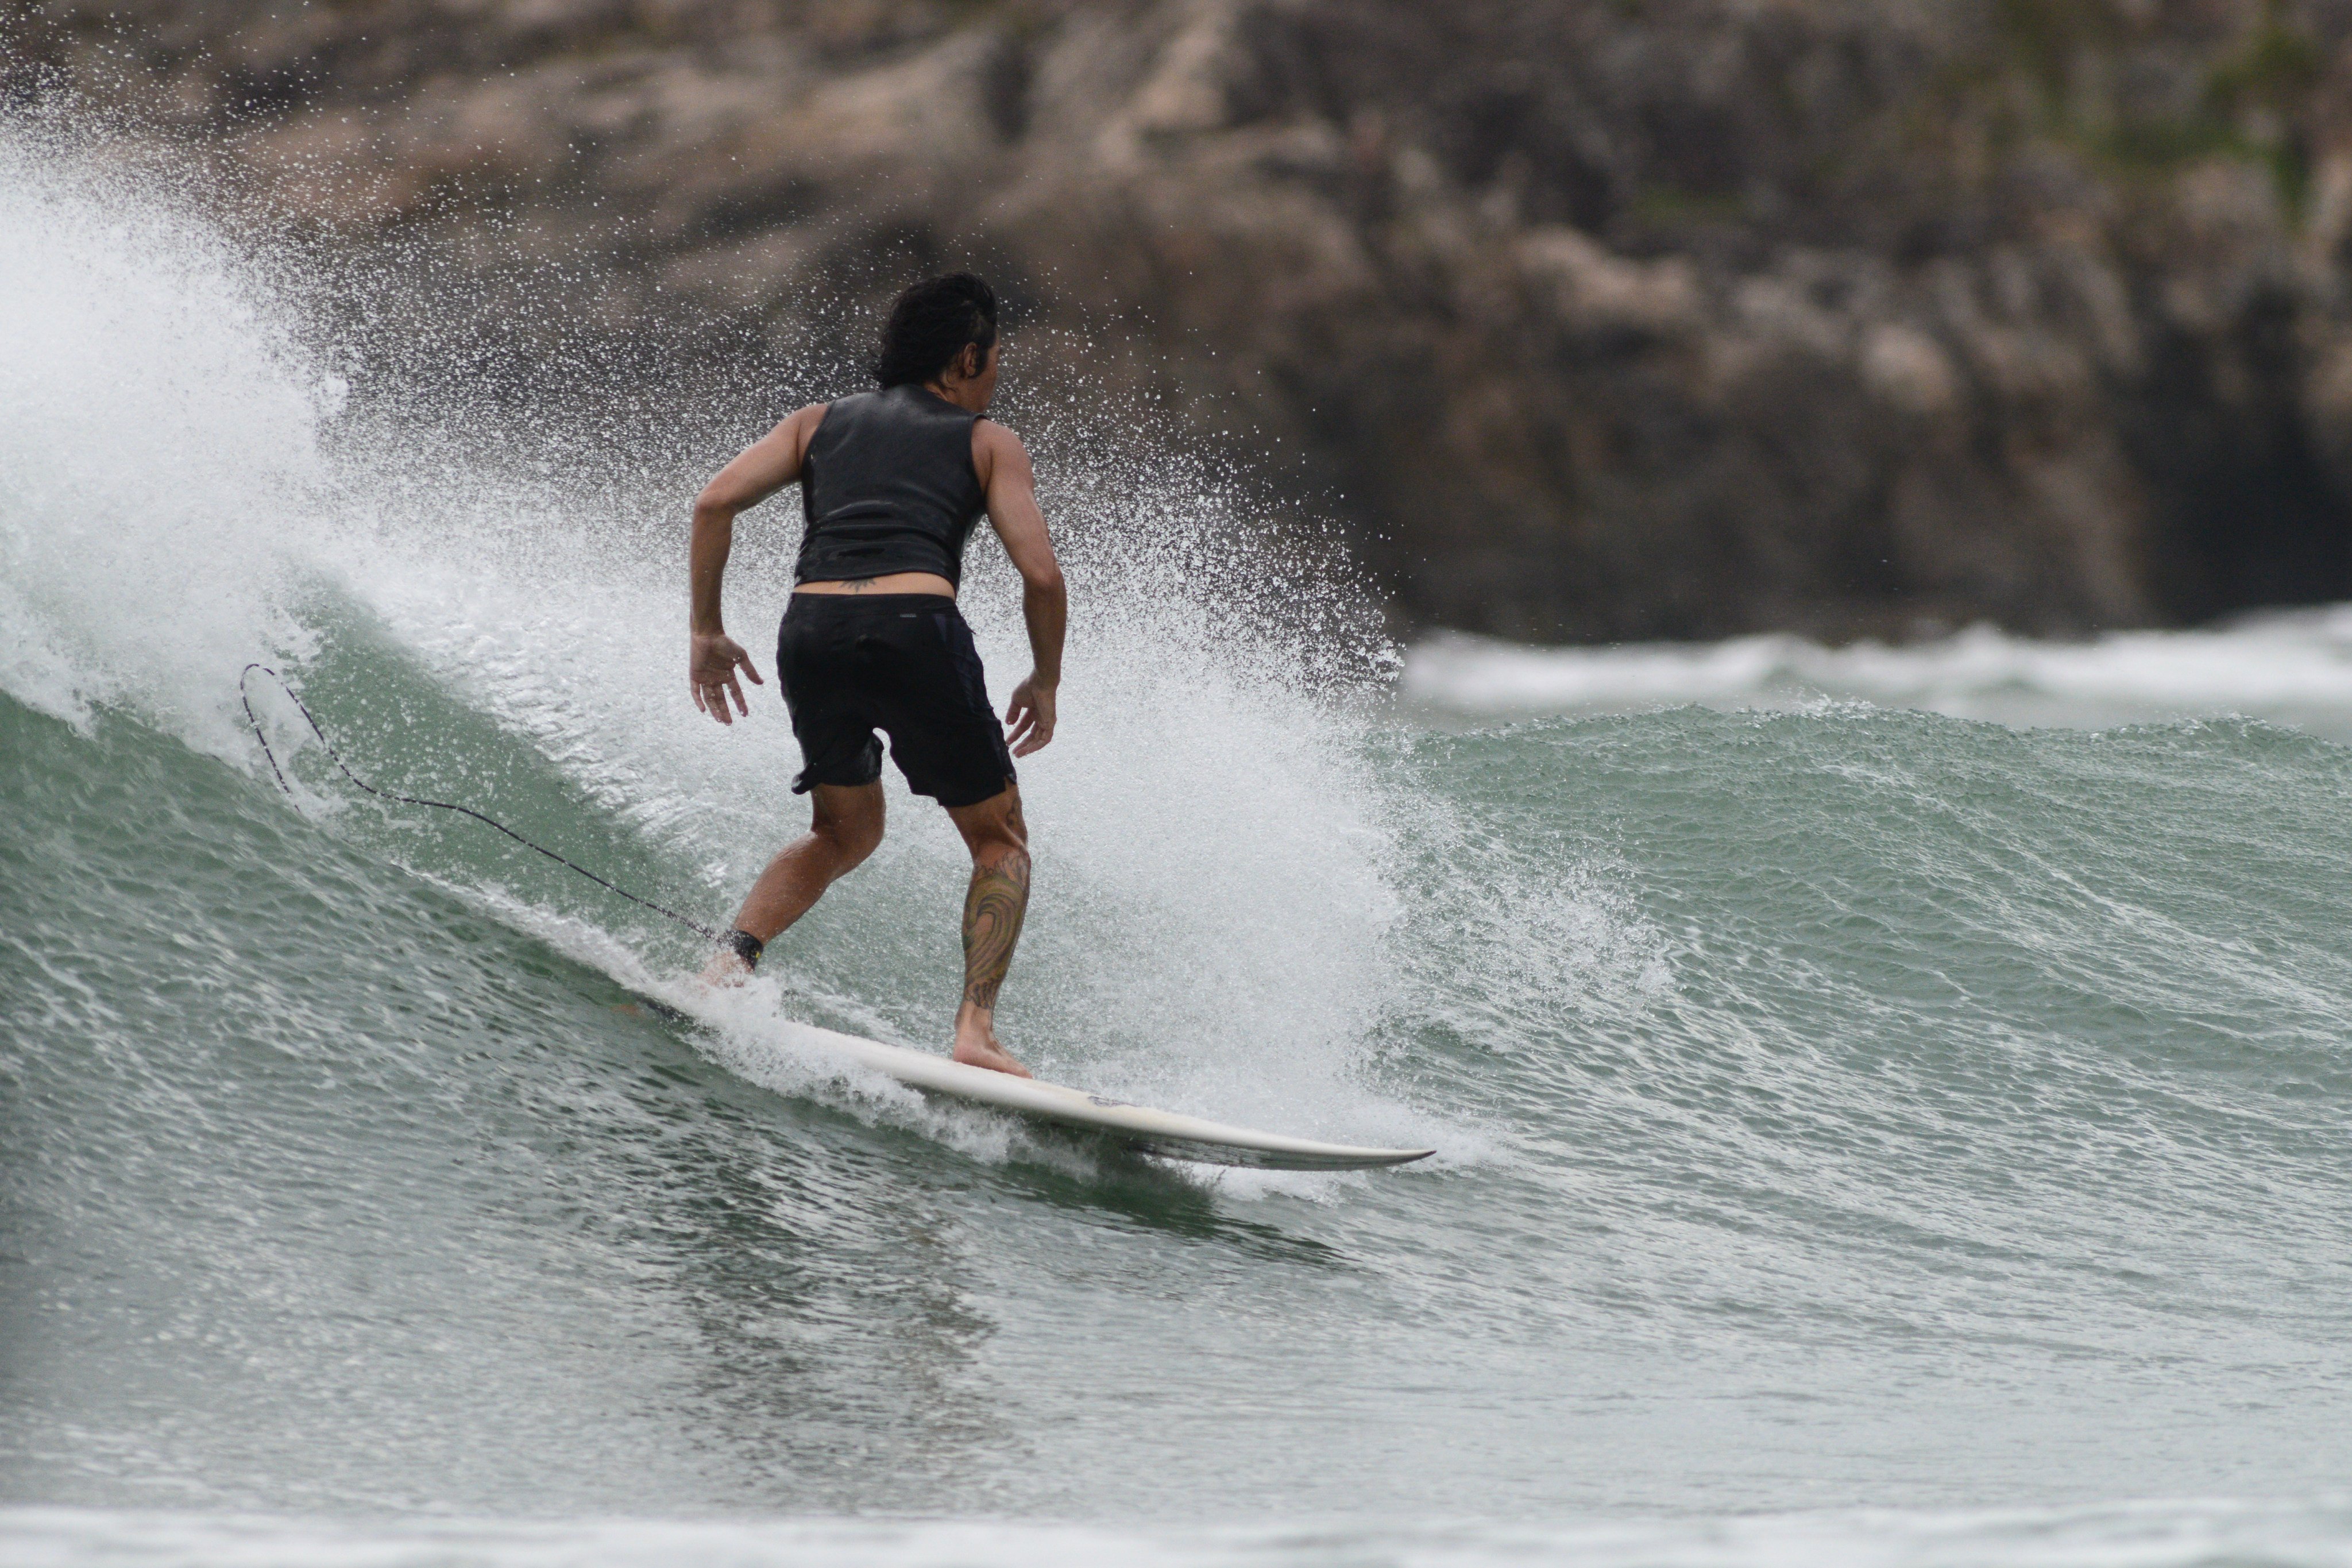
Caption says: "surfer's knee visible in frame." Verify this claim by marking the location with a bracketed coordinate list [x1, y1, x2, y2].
[961, 812, 1024, 870]
[809, 782, 885, 866]
[816, 812, 883, 867]
[947, 784, 1025, 864]
[965, 806, 1028, 880]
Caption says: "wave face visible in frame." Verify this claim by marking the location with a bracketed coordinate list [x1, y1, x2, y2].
[7, 123, 2352, 1562]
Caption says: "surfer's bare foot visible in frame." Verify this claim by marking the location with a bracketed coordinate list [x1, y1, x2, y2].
[697, 949, 752, 988]
[697, 927, 769, 988]
[953, 1028, 1032, 1077]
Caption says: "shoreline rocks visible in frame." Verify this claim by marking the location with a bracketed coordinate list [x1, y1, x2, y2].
[12, 0, 2352, 642]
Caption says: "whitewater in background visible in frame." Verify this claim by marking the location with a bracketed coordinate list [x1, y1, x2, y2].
[1404, 613, 2352, 737]
[6, 122, 2352, 1567]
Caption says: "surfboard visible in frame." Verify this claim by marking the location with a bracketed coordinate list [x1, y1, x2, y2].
[784, 1019, 1435, 1171]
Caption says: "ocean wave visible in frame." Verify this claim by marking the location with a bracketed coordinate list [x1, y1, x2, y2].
[1403, 613, 2352, 736]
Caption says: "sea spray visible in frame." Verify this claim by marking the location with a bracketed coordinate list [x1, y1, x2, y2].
[0, 117, 1447, 1155]
[0, 126, 330, 741]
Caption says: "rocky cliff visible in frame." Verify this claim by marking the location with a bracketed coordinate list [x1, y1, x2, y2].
[12, 0, 2352, 641]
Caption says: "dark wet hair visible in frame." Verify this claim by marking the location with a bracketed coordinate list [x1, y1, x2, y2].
[872, 273, 999, 388]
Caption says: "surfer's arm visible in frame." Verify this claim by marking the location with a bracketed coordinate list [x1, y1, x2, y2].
[976, 423, 1065, 756]
[688, 404, 825, 725]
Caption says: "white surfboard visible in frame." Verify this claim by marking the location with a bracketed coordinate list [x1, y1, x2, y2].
[785, 1019, 1435, 1171]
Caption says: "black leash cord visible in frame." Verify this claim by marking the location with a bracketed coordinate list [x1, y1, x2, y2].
[240, 663, 721, 942]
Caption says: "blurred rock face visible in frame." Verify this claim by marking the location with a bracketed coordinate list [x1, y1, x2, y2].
[14, 0, 2352, 642]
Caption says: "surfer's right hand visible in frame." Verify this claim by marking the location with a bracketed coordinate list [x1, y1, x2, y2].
[690, 632, 763, 725]
[1005, 675, 1056, 756]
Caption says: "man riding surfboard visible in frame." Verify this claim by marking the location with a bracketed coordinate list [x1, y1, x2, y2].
[686, 274, 1065, 1079]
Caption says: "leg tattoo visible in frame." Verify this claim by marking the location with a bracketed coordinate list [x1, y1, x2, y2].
[960, 849, 1032, 1015]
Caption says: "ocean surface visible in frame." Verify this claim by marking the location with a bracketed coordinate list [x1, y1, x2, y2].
[6, 123, 2352, 1568]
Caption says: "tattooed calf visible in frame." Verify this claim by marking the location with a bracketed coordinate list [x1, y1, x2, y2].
[960, 850, 1032, 1014]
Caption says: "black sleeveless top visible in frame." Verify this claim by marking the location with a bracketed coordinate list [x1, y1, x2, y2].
[794, 385, 987, 587]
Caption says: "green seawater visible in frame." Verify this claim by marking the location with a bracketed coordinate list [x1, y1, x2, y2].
[9, 680, 2352, 1524]
[6, 114, 2352, 1568]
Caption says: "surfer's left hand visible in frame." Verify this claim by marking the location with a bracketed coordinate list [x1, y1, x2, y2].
[1006, 676, 1056, 756]
[690, 632, 763, 725]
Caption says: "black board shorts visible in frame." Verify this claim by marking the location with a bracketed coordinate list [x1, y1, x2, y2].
[775, 593, 1015, 808]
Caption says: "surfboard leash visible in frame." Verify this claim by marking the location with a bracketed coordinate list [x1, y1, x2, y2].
[239, 663, 722, 942]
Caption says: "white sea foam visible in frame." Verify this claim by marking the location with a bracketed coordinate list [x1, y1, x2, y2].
[1404, 615, 2352, 737]
[10, 1498, 2352, 1568]
[0, 131, 328, 746]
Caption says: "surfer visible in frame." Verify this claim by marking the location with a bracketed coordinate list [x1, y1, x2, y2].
[686, 273, 1064, 1079]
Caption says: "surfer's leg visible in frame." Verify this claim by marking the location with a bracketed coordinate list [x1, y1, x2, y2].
[944, 785, 1032, 1077]
[699, 782, 885, 983]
